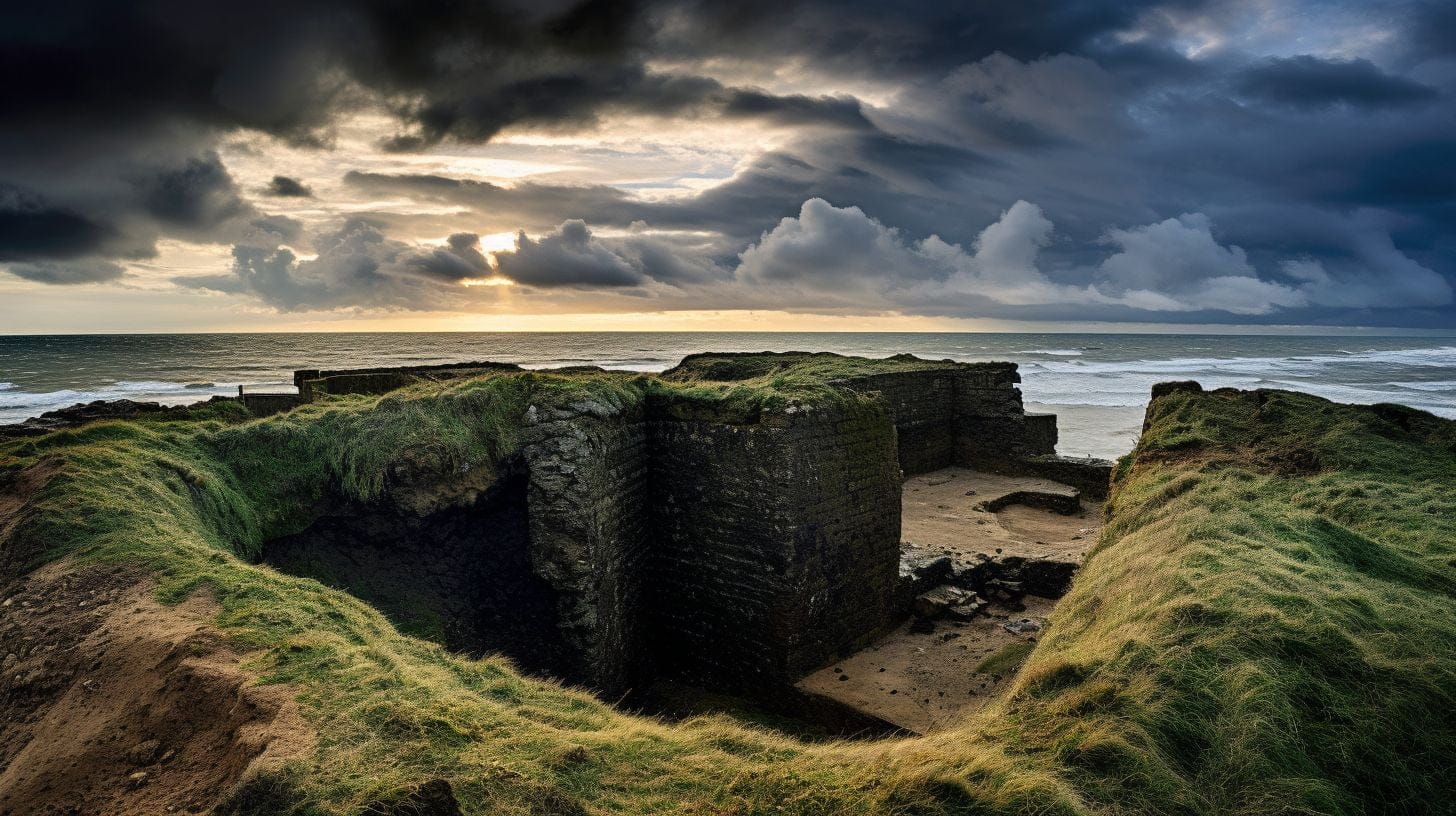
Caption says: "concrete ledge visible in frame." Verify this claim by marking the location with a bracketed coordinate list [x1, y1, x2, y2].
[1014, 454, 1114, 500]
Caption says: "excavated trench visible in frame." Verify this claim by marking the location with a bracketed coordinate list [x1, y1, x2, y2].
[259, 468, 575, 680]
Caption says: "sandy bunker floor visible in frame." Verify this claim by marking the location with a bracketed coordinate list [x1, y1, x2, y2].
[797, 468, 1101, 734]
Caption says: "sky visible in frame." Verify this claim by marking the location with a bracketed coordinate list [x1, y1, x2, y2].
[1, 0, 1454, 333]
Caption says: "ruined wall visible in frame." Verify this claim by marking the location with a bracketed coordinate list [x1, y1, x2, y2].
[1014, 454, 1115, 500]
[646, 399, 902, 688]
[837, 372, 958, 475]
[950, 363, 1032, 467]
[1021, 413, 1058, 456]
[520, 397, 653, 693]
[836, 364, 1060, 476]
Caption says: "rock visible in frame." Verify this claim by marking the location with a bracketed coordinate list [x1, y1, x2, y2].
[984, 578, 1025, 602]
[1150, 380, 1203, 400]
[126, 739, 162, 766]
[943, 595, 988, 621]
[1002, 618, 1043, 635]
[912, 586, 977, 619]
[0, 399, 171, 438]
[127, 770, 148, 788]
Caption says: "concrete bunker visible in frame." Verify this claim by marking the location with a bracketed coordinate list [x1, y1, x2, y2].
[254, 353, 1114, 733]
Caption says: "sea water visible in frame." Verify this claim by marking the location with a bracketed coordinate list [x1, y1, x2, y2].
[1, 332, 1452, 460]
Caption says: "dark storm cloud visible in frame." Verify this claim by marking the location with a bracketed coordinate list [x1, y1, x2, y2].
[491, 219, 723, 289]
[5, 0, 1455, 327]
[1236, 56, 1439, 109]
[0, 184, 117, 261]
[651, 0, 1183, 76]
[720, 91, 874, 130]
[5, 260, 125, 285]
[141, 152, 254, 230]
[264, 176, 314, 197]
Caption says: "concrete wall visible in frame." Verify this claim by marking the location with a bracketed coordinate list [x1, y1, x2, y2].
[1022, 413, 1059, 456]
[521, 397, 654, 693]
[837, 372, 958, 475]
[951, 363, 1032, 467]
[645, 399, 902, 688]
[835, 363, 1066, 476]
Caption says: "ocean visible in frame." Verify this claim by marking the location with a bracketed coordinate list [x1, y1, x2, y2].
[1, 332, 1453, 460]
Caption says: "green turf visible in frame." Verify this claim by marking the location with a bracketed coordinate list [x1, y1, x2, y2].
[2, 364, 1452, 815]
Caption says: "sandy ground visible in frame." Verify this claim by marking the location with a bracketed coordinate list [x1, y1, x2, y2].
[0, 561, 312, 816]
[901, 468, 1100, 563]
[797, 467, 1102, 734]
[797, 596, 1059, 733]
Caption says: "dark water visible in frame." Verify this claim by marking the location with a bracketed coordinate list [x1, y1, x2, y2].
[1, 332, 1452, 459]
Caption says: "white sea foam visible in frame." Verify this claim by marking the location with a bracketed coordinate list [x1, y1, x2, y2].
[0, 381, 241, 424]
[1389, 380, 1456, 393]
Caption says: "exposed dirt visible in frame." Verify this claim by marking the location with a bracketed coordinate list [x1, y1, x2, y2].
[798, 468, 1102, 734]
[0, 561, 312, 816]
[900, 468, 1099, 563]
[796, 596, 1057, 734]
[0, 458, 62, 578]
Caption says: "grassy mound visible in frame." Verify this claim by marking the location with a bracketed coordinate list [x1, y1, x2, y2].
[2, 368, 1453, 815]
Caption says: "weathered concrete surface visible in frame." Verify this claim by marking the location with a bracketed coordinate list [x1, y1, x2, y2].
[647, 398, 902, 689]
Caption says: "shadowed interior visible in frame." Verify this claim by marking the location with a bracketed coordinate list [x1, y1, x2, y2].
[260, 468, 575, 680]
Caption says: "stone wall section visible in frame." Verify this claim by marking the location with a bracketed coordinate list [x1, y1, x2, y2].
[520, 396, 653, 693]
[836, 372, 958, 475]
[645, 400, 901, 688]
[949, 363, 1032, 466]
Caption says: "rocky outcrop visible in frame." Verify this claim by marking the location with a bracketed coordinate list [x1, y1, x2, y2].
[0, 399, 173, 438]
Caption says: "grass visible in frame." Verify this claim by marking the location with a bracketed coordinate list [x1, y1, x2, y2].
[975, 642, 1035, 677]
[2, 365, 1454, 815]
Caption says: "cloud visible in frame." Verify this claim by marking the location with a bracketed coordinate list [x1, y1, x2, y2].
[1236, 56, 1439, 110]
[936, 52, 1131, 143]
[730, 199, 1447, 318]
[0, 184, 118, 261]
[177, 219, 497, 311]
[734, 198, 1095, 309]
[264, 176, 313, 197]
[4, 259, 125, 285]
[4, 0, 1455, 328]
[494, 220, 643, 288]
[140, 152, 254, 232]
[737, 198, 933, 286]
